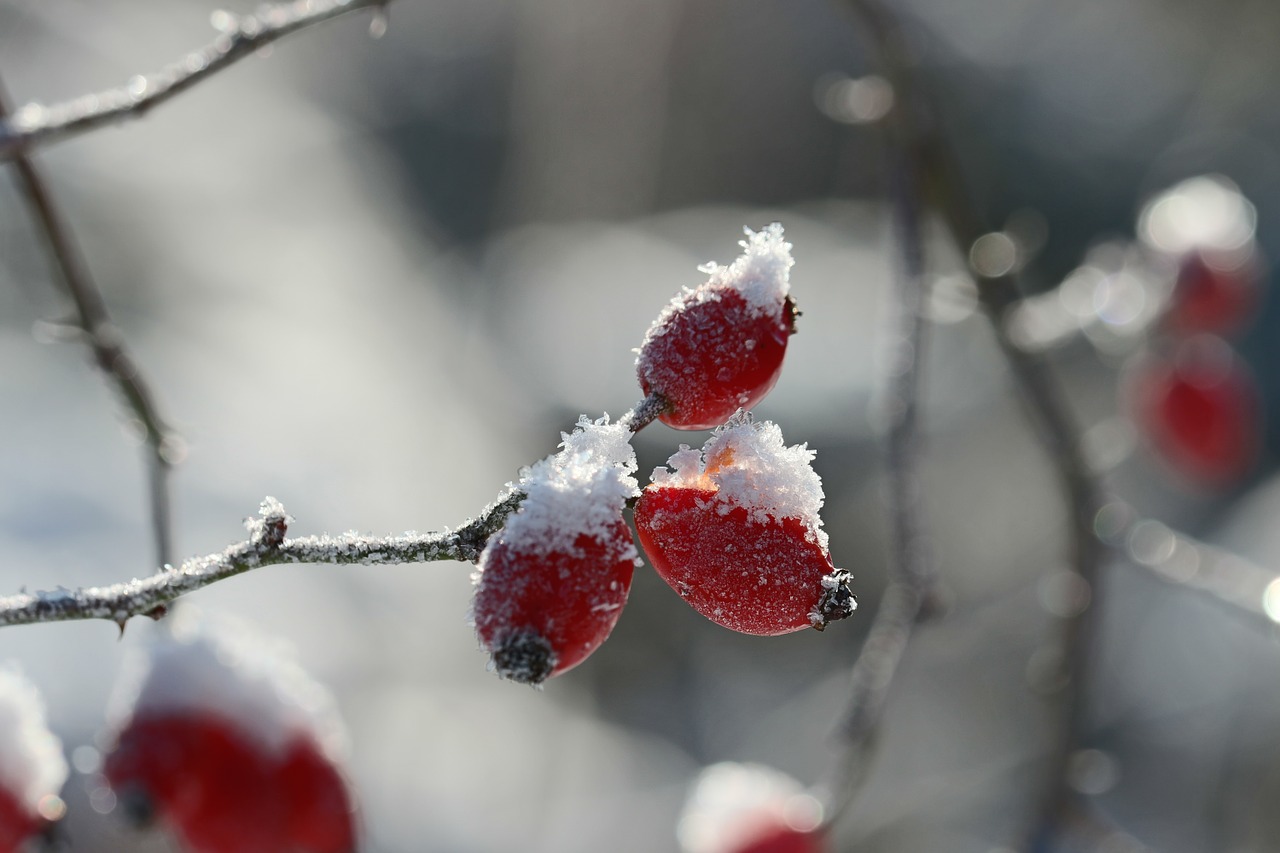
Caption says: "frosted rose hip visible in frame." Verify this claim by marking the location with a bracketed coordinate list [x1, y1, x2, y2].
[472, 416, 640, 684]
[103, 613, 356, 853]
[678, 762, 825, 853]
[634, 414, 854, 635]
[637, 224, 796, 430]
[0, 670, 67, 853]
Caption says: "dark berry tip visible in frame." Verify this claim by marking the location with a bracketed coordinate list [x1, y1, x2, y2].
[784, 295, 800, 335]
[492, 631, 557, 686]
[811, 569, 857, 631]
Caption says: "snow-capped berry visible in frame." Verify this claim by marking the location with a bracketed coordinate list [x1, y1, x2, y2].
[637, 224, 797, 430]
[0, 669, 67, 853]
[103, 612, 356, 853]
[678, 763, 825, 853]
[1128, 336, 1261, 487]
[634, 413, 854, 635]
[472, 415, 640, 684]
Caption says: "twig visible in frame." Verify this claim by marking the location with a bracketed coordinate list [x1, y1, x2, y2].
[0, 493, 523, 630]
[838, 1, 1106, 848]
[0, 0, 392, 160]
[816, 0, 933, 823]
[0, 77, 178, 568]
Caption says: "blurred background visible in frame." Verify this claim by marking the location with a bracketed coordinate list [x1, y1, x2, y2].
[1, 0, 1280, 850]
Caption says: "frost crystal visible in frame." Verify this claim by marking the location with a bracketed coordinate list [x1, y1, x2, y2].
[0, 668, 67, 813]
[499, 415, 640, 559]
[650, 412, 828, 549]
[107, 610, 346, 760]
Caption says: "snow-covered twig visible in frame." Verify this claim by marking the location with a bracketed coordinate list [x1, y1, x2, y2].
[0, 494, 523, 630]
[0, 0, 392, 160]
[0, 78, 178, 568]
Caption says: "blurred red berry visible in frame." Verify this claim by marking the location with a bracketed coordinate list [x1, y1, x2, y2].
[104, 614, 356, 853]
[637, 224, 796, 430]
[634, 415, 854, 635]
[730, 823, 826, 853]
[1163, 249, 1261, 336]
[0, 670, 67, 853]
[473, 416, 640, 684]
[1130, 337, 1261, 486]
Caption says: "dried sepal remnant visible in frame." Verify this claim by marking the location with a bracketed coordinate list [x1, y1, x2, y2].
[635, 413, 854, 635]
[103, 611, 356, 853]
[472, 416, 640, 684]
[0, 669, 67, 852]
[637, 224, 797, 430]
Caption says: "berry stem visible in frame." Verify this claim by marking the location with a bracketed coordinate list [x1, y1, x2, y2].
[624, 393, 672, 433]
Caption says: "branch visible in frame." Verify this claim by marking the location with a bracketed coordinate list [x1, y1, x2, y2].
[817, 0, 934, 822]
[837, 1, 1106, 848]
[0, 493, 523, 630]
[0, 0, 391, 160]
[0, 77, 178, 568]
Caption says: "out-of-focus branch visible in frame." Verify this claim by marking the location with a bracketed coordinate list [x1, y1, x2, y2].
[0, 0, 392, 160]
[0, 78, 178, 568]
[817, 0, 934, 824]
[0, 493, 524, 630]
[838, 1, 1106, 848]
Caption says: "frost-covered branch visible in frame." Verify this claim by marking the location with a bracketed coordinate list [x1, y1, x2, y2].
[0, 494, 523, 630]
[0, 0, 392, 160]
[818, 0, 934, 822]
[0, 78, 178, 567]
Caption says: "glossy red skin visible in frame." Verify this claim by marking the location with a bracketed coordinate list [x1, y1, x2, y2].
[638, 290, 792, 430]
[105, 714, 355, 853]
[634, 486, 834, 635]
[0, 786, 39, 853]
[1132, 347, 1261, 486]
[731, 824, 826, 853]
[473, 523, 635, 679]
[1164, 250, 1259, 336]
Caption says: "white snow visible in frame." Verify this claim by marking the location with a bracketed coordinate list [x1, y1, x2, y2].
[696, 223, 794, 314]
[107, 610, 346, 760]
[498, 415, 639, 558]
[0, 667, 68, 813]
[676, 762, 821, 853]
[649, 412, 829, 549]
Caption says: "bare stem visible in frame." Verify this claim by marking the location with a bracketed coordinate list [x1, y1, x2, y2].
[0, 0, 392, 160]
[0, 77, 177, 568]
[817, 0, 933, 823]
[623, 393, 671, 433]
[0, 493, 522, 630]
[840, 1, 1105, 847]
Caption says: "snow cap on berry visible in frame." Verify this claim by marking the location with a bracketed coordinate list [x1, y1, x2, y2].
[0, 668, 68, 815]
[500, 415, 640, 560]
[643, 225, 793, 347]
[678, 762, 822, 853]
[651, 412, 828, 549]
[107, 610, 346, 761]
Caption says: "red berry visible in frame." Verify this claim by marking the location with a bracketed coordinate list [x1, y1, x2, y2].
[634, 415, 854, 635]
[1129, 337, 1261, 486]
[104, 614, 356, 853]
[638, 224, 797, 430]
[1163, 248, 1260, 336]
[473, 417, 640, 684]
[0, 670, 67, 853]
[679, 763, 824, 853]
[730, 823, 826, 853]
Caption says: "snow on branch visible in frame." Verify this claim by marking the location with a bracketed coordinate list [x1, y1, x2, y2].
[0, 0, 392, 160]
[0, 492, 523, 630]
